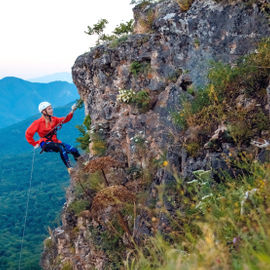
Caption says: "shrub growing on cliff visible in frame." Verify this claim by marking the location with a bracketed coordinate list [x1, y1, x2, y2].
[174, 38, 270, 148]
[176, 0, 194, 11]
[117, 89, 151, 112]
[85, 18, 134, 46]
[67, 199, 90, 215]
[76, 115, 91, 152]
[62, 262, 73, 270]
[125, 159, 270, 270]
[130, 61, 151, 76]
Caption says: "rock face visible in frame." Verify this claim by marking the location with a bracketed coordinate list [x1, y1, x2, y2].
[71, 0, 269, 173]
[41, 0, 269, 269]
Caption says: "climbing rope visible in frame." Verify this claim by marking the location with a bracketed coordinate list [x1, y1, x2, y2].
[18, 148, 36, 270]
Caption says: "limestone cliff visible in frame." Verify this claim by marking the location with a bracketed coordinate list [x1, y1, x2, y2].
[41, 0, 270, 269]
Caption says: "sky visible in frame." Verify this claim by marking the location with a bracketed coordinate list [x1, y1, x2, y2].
[0, 0, 133, 80]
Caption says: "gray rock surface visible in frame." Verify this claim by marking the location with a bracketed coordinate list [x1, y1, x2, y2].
[41, 0, 270, 269]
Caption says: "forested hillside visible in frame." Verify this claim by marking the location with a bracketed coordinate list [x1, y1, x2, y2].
[0, 103, 84, 269]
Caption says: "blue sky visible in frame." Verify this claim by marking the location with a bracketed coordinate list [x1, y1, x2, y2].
[0, 0, 133, 80]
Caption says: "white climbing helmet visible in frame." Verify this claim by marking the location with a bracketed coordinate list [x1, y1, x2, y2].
[38, 101, 51, 113]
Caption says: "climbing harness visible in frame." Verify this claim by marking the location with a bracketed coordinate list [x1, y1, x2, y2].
[18, 148, 36, 270]
[40, 113, 71, 154]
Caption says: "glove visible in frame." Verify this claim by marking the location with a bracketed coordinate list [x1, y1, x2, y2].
[34, 144, 39, 149]
[71, 103, 77, 112]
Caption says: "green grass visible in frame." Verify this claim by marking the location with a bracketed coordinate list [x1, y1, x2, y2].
[125, 160, 270, 270]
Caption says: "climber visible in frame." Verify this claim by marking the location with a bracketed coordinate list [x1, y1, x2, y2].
[25, 101, 80, 174]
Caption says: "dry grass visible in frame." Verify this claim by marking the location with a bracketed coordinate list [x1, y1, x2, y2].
[84, 156, 123, 173]
[176, 0, 194, 11]
[91, 185, 135, 221]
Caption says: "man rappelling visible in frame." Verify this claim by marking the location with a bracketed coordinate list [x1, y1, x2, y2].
[25, 101, 80, 174]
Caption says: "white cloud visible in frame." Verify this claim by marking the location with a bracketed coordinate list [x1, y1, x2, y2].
[0, 0, 133, 79]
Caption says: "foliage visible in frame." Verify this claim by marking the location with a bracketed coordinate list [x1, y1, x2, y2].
[184, 141, 200, 157]
[90, 222, 125, 270]
[85, 18, 108, 36]
[125, 159, 270, 270]
[117, 89, 151, 111]
[90, 132, 107, 156]
[109, 35, 129, 48]
[44, 238, 53, 249]
[137, 10, 156, 33]
[67, 199, 90, 215]
[0, 152, 70, 270]
[117, 89, 136, 103]
[85, 19, 134, 46]
[174, 38, 270, 148]
[176, 0, 194, 11]
[113, 20, 134, 36]
[62, 262, 73, 270]
[76, 114, 91, 152]
[0, 102, 84, 269]
[130, 61, 150, 76]
[75, 171, 105, 196]
[91, 185, 135, 222]
[166, 69, 182, 83]
[75, 98, 84, 109]
[84, 156, 122, 173]
[133, 90, 151, 110]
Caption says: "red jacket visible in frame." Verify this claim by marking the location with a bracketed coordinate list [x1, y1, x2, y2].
[25, 112, 73, 146]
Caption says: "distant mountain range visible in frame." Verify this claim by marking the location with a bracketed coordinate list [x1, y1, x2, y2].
[0, 76, 79, 128]
[29, 72, 73, 83]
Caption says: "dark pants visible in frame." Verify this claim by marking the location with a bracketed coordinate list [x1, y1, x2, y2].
[40, 141, 80, 168]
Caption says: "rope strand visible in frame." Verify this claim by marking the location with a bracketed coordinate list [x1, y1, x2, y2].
[18, 148, 36, 270]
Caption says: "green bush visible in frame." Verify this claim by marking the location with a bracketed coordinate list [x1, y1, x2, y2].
[62, 262, 73, 270]
[109, 35, 129, 48]
[130, 61, 144, 76]
[67, 199, 89, 215]
[90, 132, 107, 156]
[90, 220, 125, 270]
[125, 159, 270, 270]
[76, 115, 91, 152]
[175, 38, 270, 147]
[130, 61, 150, 76]
[176, 0, 194, 11]
[85, 19, 133, 46]
[117, 89, 151, 112]
[113, 20, 134, 36]
[44, 238, 53, 249]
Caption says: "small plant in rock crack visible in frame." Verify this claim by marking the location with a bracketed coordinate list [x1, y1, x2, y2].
[89, 124, 107, 156]
[76, 114, 91, 152]
[117, 89, 151, 111]
[130, 131, 149, 148]
[117, 89, 136, 103]
[90, 185, 135, 235]
[84, 156, 123, 186]
[86, 157, 136, 243]
[130, 61, 151, 76]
